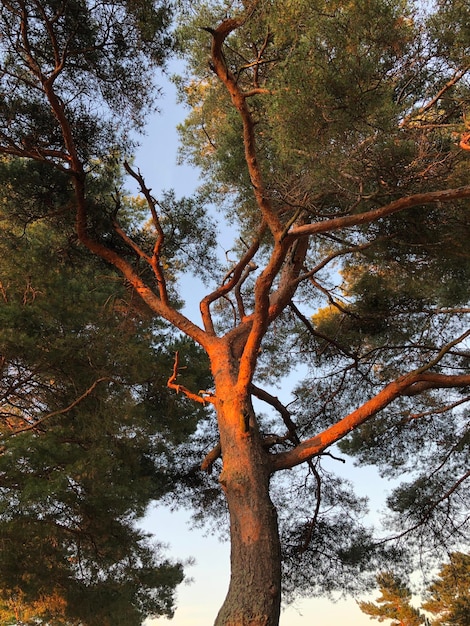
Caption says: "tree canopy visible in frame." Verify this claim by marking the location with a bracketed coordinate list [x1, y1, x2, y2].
[423, 552, 470, 626]
[0, 157, 213, 624]
[359, 553, 470, 626]
[0, 0, 469, 625]
[358, 572, 425, 626]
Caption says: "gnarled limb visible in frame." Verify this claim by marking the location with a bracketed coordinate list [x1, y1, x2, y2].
[167, 352, 215, 406]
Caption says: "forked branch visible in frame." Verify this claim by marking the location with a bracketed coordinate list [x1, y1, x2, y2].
[167, 352, 215, 406]
[123, 161, 169, 304]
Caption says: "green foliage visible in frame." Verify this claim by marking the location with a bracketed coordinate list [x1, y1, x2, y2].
[1, 0, 470, 620]
[358, 572, 424, 626]
[0, 160, 214, 624]
[0, 0, 173, 164]
[277, 470, 408, 602]
[173, 0, 470, 600]
[361, 554, 470, 626]
[422, 552, 470, 626]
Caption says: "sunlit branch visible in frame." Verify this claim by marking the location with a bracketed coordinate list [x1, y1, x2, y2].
[271, 362, 470, 472]
[401, 372, 470, 396]
[206, 15, 283, 237]
[236, 239, 289, 394]
[287, 185, 470, 241]
[167, 351, 215, 406]
[267, 235, 309, 321]
[401, 64, 470, 128]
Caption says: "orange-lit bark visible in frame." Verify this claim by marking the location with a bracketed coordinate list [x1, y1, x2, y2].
[272, 370, 470, 472]
[209, 349, 281, 626]
[207, 18, 283, 239]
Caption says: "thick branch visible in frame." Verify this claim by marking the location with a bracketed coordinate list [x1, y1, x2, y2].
[287, 185, 470, 241]
[271, 371, 470, 472]
[267, 234, 309, 320]
[401, 373, 470, 396]
[207, 17, 282, 237]
[235, 239, 289, 395]
[201, 442, 221, 473]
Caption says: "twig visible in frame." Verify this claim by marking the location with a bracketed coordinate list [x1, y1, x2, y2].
[6, 377, 111, 436]
[167, 352, 215, 406]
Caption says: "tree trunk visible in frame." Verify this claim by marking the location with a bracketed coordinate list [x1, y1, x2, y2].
[213, 390, 281, 626]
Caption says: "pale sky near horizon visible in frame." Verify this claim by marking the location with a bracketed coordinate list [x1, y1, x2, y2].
[133, 68, 394, 626]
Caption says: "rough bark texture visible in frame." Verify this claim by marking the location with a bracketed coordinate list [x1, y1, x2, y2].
[212, 367, 281, 626]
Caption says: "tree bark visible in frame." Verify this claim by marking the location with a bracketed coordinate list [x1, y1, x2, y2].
[213, 383, 281, 626]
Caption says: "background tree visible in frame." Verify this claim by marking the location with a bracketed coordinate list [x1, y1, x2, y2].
[0, 157, 212, 625]
[1, 1, 470, 626]
[358, 572, 425, 626]
[422, 552, 470, 626]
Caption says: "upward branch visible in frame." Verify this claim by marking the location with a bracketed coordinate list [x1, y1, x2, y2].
[271, 369, 470, 472]
[207, 15, 283, 238]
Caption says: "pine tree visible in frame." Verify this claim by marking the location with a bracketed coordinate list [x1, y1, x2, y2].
[1, 1, 470, 625]
[423, 553, 470, 626]
[359, 572, 425, 626]
[0, 159, 210, 625]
